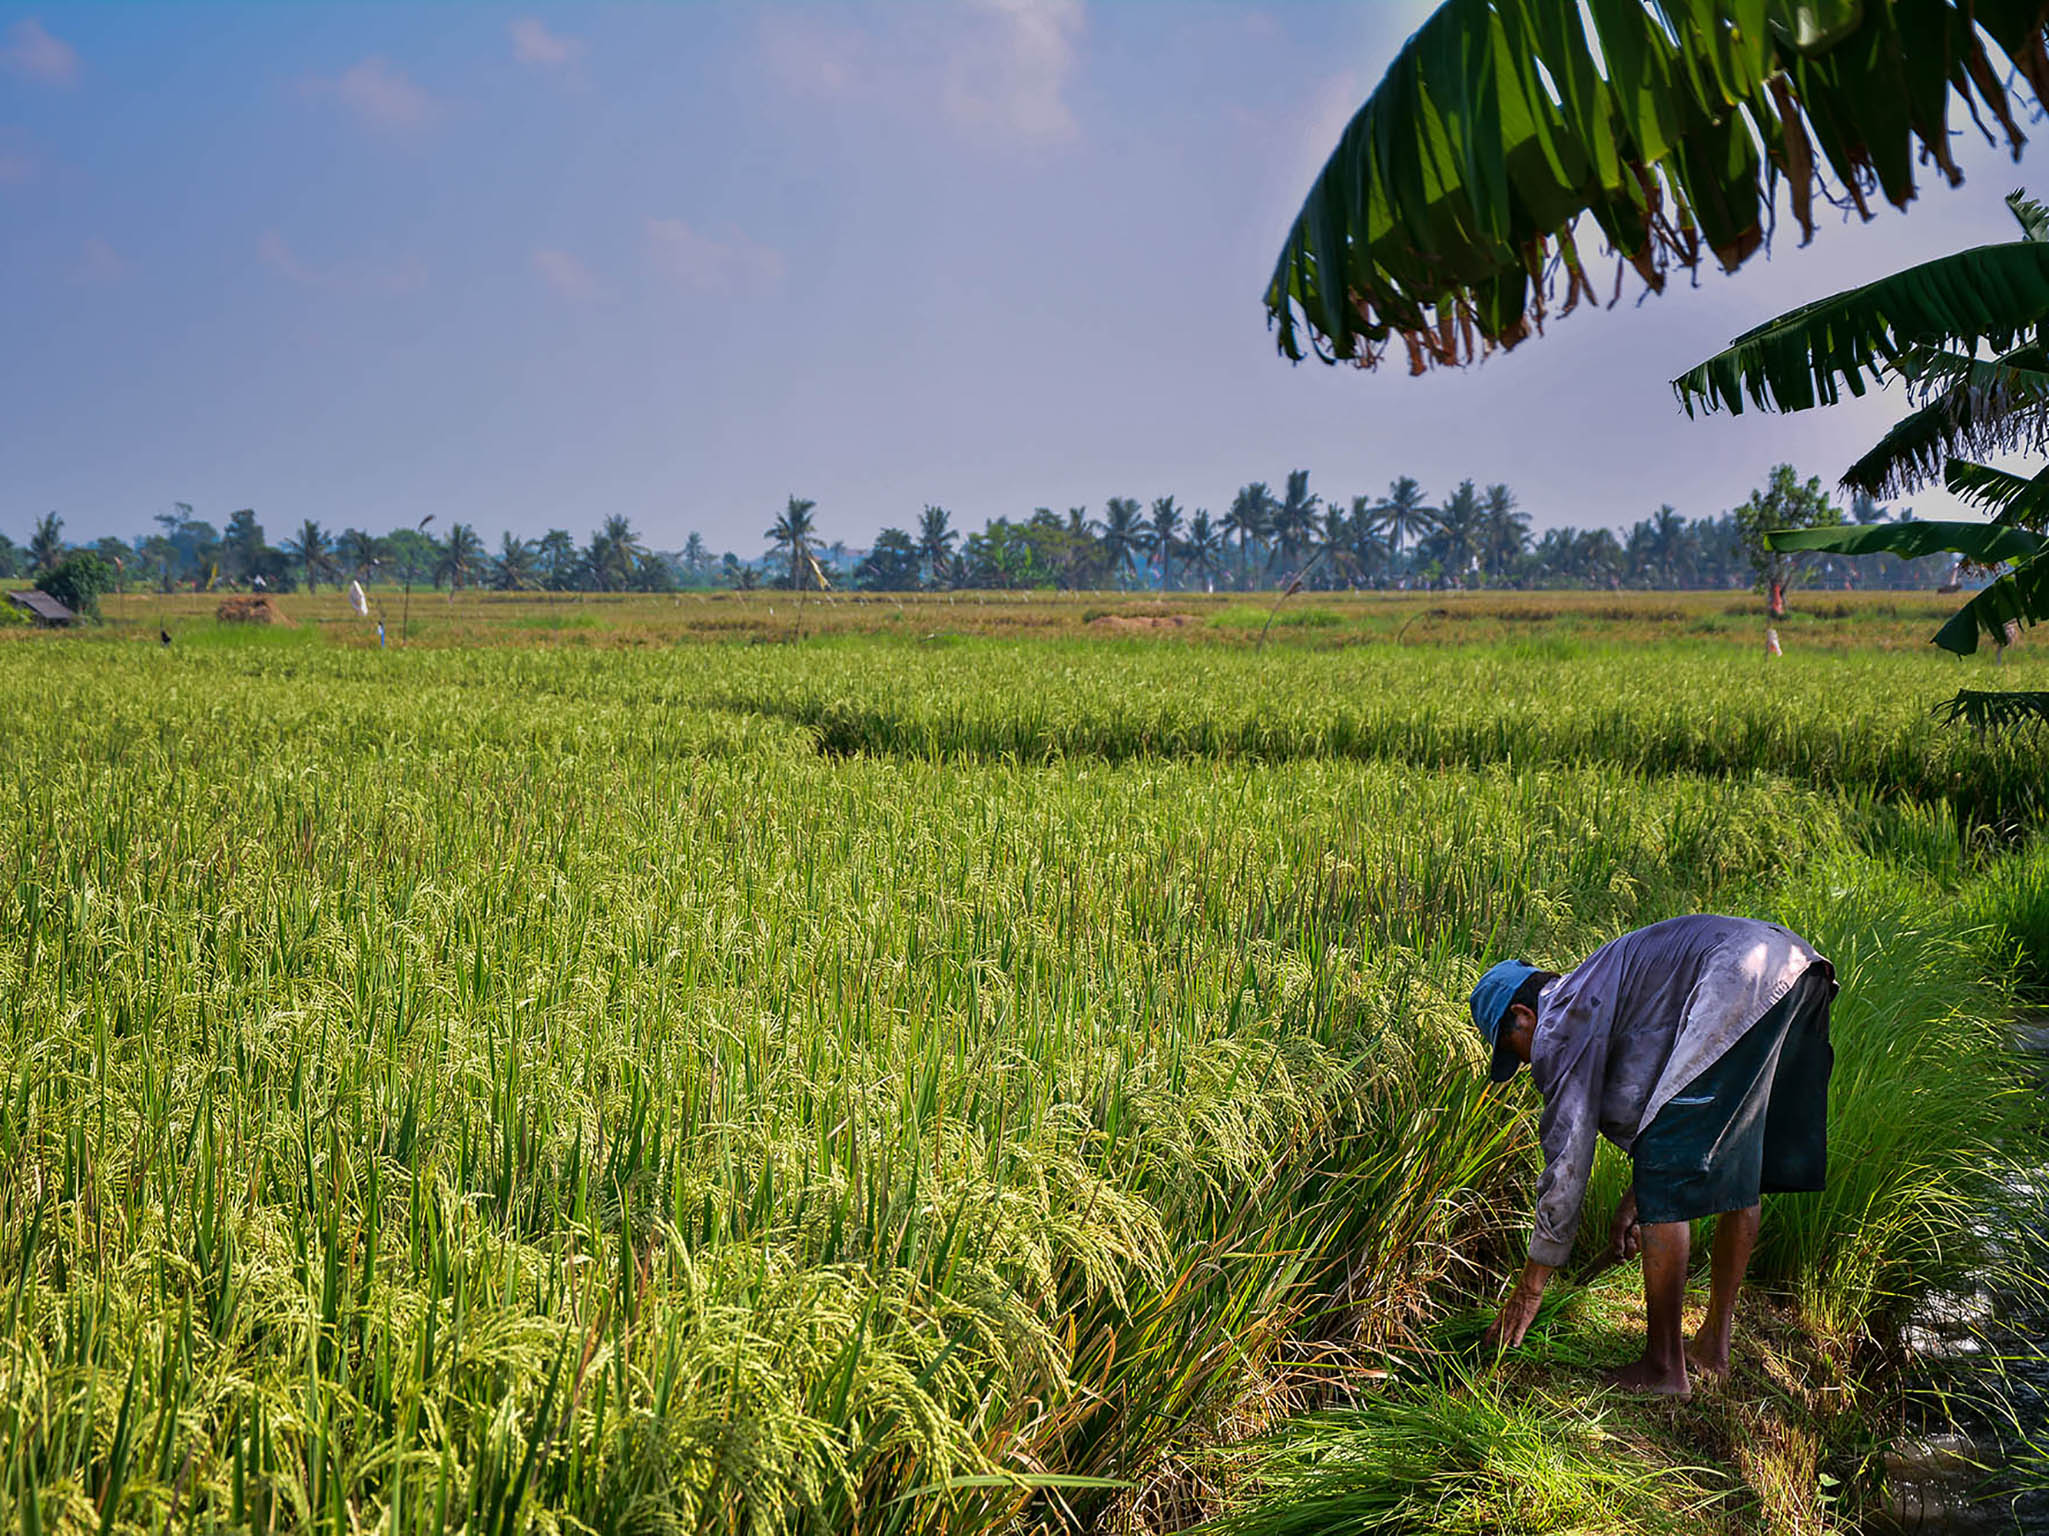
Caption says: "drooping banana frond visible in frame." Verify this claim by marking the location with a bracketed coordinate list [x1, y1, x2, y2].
[1839, 344, 2049, 495]
[1933, 689, 2049, 732]
[2008, 190, 2049, 243]
[1946, 459, 2049, 529]
[1266, 0, 2049, 374]
[1932, 559, 2049, 652]
[1673, 239, 2049, 418]
[1768, 519, 2049, 563]
[1770, 496, 2049, 657]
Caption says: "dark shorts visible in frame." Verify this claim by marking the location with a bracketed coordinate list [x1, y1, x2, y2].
[1632, 963, 1837, 1227]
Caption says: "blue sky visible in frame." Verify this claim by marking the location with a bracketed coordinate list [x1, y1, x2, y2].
[1, 2, 2038, 554]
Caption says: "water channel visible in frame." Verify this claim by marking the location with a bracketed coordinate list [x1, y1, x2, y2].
[1881, 1020, 2049, 1532]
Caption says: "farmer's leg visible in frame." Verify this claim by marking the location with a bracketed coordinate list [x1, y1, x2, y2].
[1687, 1203, 1759, 1377]
[1602, 1219, 1690, 1396]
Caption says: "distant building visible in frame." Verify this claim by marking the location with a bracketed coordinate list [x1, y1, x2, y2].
[5, 590, 76, 626]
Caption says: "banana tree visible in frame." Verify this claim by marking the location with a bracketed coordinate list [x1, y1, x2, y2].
[1771, 506, 2049, 654]
[1265, 0, 2049, 373]
[1775, 494, 2049, 731]
[1673, 189, 2049, 719]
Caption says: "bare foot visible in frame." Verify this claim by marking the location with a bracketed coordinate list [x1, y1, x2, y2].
[1685, 1340, 1731, 1380]
[1601, 1358, 1691, 1398]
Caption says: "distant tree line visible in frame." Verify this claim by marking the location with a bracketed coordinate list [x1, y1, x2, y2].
[0, 464, 1956, 604]
[0, 508, 720, 597]
[843, 466, 1946, 595]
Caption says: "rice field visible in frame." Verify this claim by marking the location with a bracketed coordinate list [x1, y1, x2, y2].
[1, 615, 2044, 1533]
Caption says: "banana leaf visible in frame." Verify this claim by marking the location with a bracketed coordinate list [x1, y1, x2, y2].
[1672, 238, 2049, 417]
[1769, 501, 2049, 657]
[1839, 345, 2049, 496]
[1265, 0, 2049, 373]
[1946, 459, 2049, 529]
[1932, 559, 2049, 652]
[1933, 689, 2049, 731]
[1766, 519, 2049, 563]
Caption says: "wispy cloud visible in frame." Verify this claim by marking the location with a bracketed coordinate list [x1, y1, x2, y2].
[303, 57, 438, 135]
[645, 218, 785, 297]
[760, 2, 1086, 151]
[258, 230, 317, 284]
[511, 18, 584, 70]
[2, 18, 76, 85]
[759, 12, 867, 99]
[259, 229, 426, 293]
[942, 0, 1084, 147]
[533, 247, 598, 301]
[73, 237, 126, 285]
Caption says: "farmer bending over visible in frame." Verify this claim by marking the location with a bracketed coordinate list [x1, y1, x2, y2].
[1470, 915, 1836, 1396]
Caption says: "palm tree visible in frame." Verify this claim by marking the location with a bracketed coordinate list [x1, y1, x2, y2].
[284, 519, 335, 592]
[1223, 483, 1274, 588]
[1311, 501, 1355, 587]
[1184, 509, 1222, 592]
[1270, 470, 1318, 573]
[28, 512, 63, 572]
[1573, 528, 1625, 588]
[1641, 505, 1692, 587]
[1377, 478, 1435, 561]
[495, 533, 540, 590]
[221, 510, 266, 586]
[1100, 497, 1144, 588]
[537, 529, 578, 590]
[1479, 485, 1529, 583]
[336, 528, 386, 582]
[917, 505, 956, 588]
[682, 532, 709, 580]
[1217, 493, 1248, 585]
[584, 515, 646, 592]
[767, 496, 818, 590]
[1433, 481, 1484, 584]
[1264, 0, 2046, 373]
[436, 522, 485, 592]
[1053, 507, 1100, 588]
[1147, 496, 1182, 590]
[1347, 495, 1389, 586]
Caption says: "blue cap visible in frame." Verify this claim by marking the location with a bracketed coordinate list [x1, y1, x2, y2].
[1469, 959, 1539, 1083]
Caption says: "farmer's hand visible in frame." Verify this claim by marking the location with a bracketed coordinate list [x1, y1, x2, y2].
[1607, 1186, 1641, 1265]
[1483, 1261, 1554, 1351]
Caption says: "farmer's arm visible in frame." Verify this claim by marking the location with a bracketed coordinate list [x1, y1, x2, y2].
[1609, 1184, 1640, 1261]
[1486, 1256, 1556, 1347]
[1486, 1031, 1606, 1349]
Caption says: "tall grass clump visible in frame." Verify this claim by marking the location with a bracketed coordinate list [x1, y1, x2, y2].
[0, 636, 2038, 1533]
[1756, 864, 2032, 1325]
[1191, 1376, 1716, 1536]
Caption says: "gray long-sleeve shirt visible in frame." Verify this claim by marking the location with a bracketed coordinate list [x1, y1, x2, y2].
[1524, 914, 1828, 1267]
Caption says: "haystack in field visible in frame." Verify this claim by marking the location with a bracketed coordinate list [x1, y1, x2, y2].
[216, 596, 294, 626]
[1087, 611, 1193, 633]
